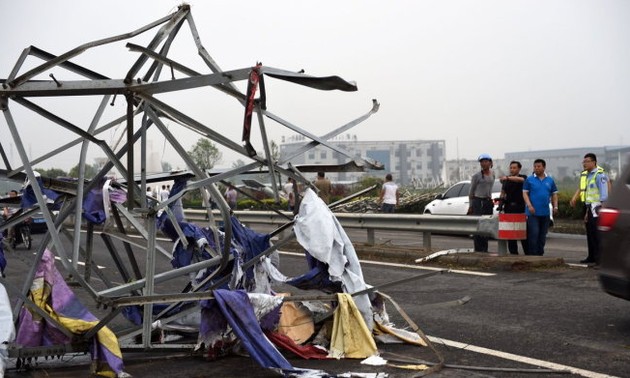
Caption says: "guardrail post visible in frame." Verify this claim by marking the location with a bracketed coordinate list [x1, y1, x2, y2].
[423, 232, 431, 249]
[367, 229, 375, 246]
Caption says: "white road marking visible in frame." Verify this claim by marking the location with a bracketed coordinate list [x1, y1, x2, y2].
[281, 251, 614, 376]
[51, 255, 106, 269]
[427, 335, 618, 378]
[279, 251, 496, 277]
[567, 263, 591, 268]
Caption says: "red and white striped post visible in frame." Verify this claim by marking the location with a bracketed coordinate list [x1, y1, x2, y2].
[497, 213, 527, 255]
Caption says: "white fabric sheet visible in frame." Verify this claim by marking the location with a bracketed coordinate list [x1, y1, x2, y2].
[293, 189, 373, 330]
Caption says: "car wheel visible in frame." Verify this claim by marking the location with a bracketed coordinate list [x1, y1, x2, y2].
[21, 227, 32, 250]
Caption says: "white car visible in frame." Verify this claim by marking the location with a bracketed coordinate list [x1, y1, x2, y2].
[423, 180, 502, 215]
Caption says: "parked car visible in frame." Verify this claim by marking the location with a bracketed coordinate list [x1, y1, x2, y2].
[599, 156, 630, 300]
[423, 180, 502, 215]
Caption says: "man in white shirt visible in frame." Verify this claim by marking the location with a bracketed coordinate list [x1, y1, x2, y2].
[379, 174, 399, 213]
[159, 185, 170, 202]
[282, 178, 296, 211]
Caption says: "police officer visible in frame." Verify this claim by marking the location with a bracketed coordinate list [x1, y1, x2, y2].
[570, 153, 609, 265]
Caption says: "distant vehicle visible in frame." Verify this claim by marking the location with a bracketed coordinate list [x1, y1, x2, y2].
[423, 180, 502, 215]
[599, 155, 630, 300]
[29, 211, 47, 234]
[10, 220, 32, 249]
[239, 179, 275, 200]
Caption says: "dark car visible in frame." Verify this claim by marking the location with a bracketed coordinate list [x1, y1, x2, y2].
[599, 155, 630, 300]
[29, 211, 48, 234]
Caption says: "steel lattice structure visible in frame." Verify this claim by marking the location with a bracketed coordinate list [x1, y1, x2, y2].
[0, 4, 382, 361]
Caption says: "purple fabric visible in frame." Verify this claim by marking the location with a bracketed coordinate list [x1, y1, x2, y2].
[82, 184, 106, 224]
[199, 297, 229, 345]
[82, 179, 127, 225]
[259, 303, 281, 332]
[15, 250, 124, 374]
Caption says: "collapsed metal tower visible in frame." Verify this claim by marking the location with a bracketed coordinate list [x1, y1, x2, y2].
[0, 3, 381, 362]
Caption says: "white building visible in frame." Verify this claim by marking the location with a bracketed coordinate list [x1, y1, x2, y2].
[505, 146, 630, 181]
[447, 146, 630, 186]
[279, 136, 446, 187]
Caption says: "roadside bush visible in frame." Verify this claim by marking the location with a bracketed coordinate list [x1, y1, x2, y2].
[184, 197, 288, 211]
[238, 198, 287, 211]
[556, 190, 584, 220]
[183, 198, 203, 208]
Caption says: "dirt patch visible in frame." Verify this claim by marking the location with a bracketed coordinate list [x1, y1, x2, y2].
[280, 241, 568, 271]
[551, 219, 585, 235]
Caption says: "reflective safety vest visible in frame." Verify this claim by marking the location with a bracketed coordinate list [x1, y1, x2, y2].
[579, 166, 605, 203]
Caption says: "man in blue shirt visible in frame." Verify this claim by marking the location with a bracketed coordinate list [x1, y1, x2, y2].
[569, 153, 609, 265]
[522, 159, 559, 256]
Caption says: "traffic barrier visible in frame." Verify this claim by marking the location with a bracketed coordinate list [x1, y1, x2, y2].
[497, 213, 526, 240]
[183, 209, 499, 249]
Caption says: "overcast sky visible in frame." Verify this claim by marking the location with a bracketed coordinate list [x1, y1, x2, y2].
[1, 0, 629, 172]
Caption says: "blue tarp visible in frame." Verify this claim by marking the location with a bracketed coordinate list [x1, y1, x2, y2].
[0, 234, 6, 275]
[209, 289, 292, 370]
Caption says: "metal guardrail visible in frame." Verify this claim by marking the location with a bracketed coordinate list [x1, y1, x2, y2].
[183, 209, 499, 249]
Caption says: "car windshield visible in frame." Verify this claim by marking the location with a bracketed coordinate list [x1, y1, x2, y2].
[443, 183, 463, 198]
[460, 180, 502, 196]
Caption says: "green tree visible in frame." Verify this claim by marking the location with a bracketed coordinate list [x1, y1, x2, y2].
[270, 140, 279, 162]
[161, 161, 173, 172]
[68, 163, 98, 179]
[232, 159, 246, 168]
[187, 138, 222, 170]
[36, 167, 68, 178]
[357, 175, 383, 191]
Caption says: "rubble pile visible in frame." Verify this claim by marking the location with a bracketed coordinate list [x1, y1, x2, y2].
[334, 189, 441, 214]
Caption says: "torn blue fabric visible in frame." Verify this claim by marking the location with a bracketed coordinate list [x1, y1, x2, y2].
[286, 252, 342, 293]
[82, 180, 106, 224]
[213, 289, 292, 370]
[228, 216, 271, 285]
[20, 177, 60, 209]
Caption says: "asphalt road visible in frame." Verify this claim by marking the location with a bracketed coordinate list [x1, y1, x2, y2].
[2, 227, 628, 377]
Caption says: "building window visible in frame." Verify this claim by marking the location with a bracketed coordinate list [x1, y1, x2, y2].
[308, 152, 315, 160]
[320, 151, 327, 159]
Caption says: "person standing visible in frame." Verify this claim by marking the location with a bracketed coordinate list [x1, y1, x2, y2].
[224, 183, 238, 210]
[499, 161, 528, 254]
[3, 190, 19, 243]
[283, 177, 296, 211]
[569, 153, 609, 265]
[522, 159, 559, 256]
[314, 171, 332, 204]
[468, 154, 495, 252]
[379, 173, 399, 213]
[159, 184, 170, 202]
